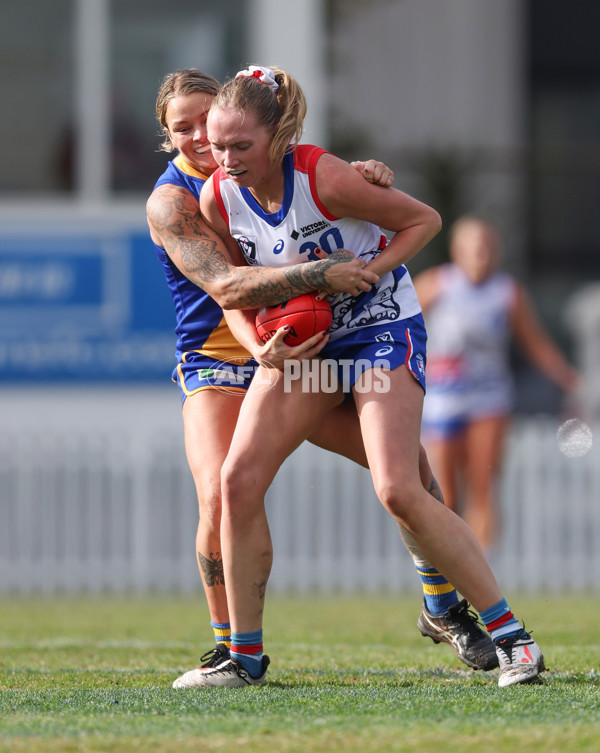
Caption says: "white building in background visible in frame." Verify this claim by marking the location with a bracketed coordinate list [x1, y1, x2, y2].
[328, 0, 528, 269]
[2, 0, 527, 207]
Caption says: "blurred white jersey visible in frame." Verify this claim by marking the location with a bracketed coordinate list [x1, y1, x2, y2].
[422, 263, 518, 433]
[213, 144, 422, 342]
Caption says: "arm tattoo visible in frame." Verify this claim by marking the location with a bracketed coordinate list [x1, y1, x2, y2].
[198, 551, 225, 587]
[150, 190, 236, 285]
[150, 187, 356, 307]
[227, 249, 355, 308]
[428, 475, 445, 505]
[178, 236, 232, 283]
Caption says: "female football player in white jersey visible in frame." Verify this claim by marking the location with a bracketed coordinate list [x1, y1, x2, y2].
[197, 65, 546, 688]
[147, 70, 498, 689]
[414, 216, 579, 552]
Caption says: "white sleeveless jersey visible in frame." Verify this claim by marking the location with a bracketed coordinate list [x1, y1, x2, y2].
[424, 263, 517, 390]
[213, 145, 422, 342]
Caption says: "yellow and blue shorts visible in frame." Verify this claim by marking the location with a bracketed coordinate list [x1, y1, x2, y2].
[173, 351, 259, 403]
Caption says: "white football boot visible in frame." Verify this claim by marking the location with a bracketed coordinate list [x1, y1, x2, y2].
[189, 657, 270, 688]
[172, 643, 230, 689]
[495, 629, 546, 687]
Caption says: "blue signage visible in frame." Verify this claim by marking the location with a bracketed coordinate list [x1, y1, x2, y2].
[0, 231, 176, 382]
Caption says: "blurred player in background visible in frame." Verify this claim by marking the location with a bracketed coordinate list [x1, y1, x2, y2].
[146, 69, 498, 688]
[414, 215, 580, 554]
[196, 65, 545, 688]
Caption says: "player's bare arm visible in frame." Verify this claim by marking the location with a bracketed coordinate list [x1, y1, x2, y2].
[315, 153, 442, 275]
[147, 184, 378, 310]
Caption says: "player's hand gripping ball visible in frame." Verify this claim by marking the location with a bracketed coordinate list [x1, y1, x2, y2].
[255, 292, 333, 346]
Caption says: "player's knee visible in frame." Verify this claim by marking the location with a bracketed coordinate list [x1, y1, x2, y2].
[198, 495, 222, 533]
[195, 480, 223, 530]
[373, 476, 423, 523]
[221, 458, 263, 513]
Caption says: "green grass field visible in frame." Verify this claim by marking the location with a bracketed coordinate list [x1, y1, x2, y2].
[1, 594, 598, 752]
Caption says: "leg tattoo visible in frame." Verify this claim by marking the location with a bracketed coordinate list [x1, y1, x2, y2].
[198, 551, 225, 587]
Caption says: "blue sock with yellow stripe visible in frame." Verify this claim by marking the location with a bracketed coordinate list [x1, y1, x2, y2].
[210, 620, 231, 648]
[416, 566, 459, 615]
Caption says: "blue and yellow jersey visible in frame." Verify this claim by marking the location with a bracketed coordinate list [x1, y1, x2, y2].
[151, 154, 251, 364]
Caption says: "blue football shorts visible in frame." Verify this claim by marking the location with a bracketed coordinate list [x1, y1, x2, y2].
[318, 313, 427, 395]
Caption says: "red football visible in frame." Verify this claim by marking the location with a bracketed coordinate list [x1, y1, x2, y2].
[255, 292, 333, 346]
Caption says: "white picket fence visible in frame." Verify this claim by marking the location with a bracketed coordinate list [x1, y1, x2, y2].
[1, 416, 599, 594]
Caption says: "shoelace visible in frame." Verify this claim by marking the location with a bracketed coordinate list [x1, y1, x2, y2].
[209, 660, 250, 680]
[199, 645, 229, 667]
[498, 626, 530, 648]
[453, 603, 486, 638]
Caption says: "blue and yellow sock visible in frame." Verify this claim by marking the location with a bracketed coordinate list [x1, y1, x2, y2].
[479, 598, 521, 643]
[416, 566, 459, 615]
[230, 630, 263, 677]
[211, 620, 231, 648]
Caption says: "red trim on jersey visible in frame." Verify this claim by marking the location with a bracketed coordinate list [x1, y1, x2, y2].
[212, 168, 230, 229]
[293, 145, 339, 222]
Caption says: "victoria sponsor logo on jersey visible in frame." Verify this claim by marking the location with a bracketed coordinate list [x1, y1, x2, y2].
[299, 220, 331, 238]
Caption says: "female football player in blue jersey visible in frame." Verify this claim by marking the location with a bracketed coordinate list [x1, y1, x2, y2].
[147, 69, 497, 689]
[196, 65, 546, 688]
